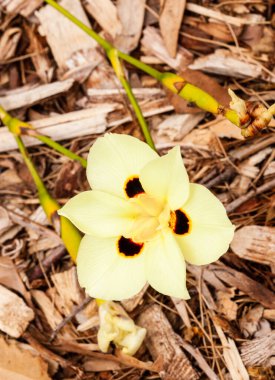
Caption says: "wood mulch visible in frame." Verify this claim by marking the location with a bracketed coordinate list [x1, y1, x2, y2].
[0, 1, 274, 379]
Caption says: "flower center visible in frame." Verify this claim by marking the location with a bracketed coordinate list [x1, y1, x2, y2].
[127, 193, 170, 243]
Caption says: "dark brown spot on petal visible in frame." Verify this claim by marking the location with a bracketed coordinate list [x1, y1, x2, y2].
[169, 209, 191, 235]
[117, 236, 144, 258]
[124, 176, 144, 198]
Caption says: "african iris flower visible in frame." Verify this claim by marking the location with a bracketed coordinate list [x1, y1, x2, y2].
[59, 134, 234, 300]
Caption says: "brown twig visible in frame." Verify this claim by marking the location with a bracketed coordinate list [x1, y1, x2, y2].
[28, 246, 66, 281]
[50, 296, 92, 341]
[226, 178, 275, 213]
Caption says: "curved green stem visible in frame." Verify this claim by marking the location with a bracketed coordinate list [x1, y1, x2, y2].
[44, 0, 156, 147]
[34, 134, 87, 167]
[43, 0, 241, 128]
[15, 135, 52, 209]
[108, 49, 155, 150]
[43, 0, 112, 52]
[0, 105, 87, 167]
[16, 136, 81, 262]
[118, 52, 163, 81]
[0, 105, 82, 262]
[121, 76, 156, 149]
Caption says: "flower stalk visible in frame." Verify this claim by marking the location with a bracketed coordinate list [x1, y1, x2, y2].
[44, 0, 274, 137]
[44, 0, 155, 149]
[0, 106, 82, 262]
[107, 49, 155, 150]
[0, 105, 87, 167]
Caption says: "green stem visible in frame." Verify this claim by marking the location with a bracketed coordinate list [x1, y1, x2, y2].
[35, 134, 87, 167]
[0, 110, 44, 188]
[43, 0, 241, 128]
[16, 136, 81, 262]
[121, 76, 155, 149]
[0, 105, 87, 167]
[118, 52, 163, 81]
[0, 105, 82, 262]
[43, 0, 156, 148]
[43, 0, 112, 52]
[107, 49, 155, 150]
[15, 135, 53, 211]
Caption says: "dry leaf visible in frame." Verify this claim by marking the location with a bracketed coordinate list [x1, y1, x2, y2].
[0, 336, 51, 380]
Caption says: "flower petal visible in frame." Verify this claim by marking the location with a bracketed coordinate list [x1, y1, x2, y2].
[87, 134, 158, 198]
[139, 146, 189, 210]
[145, 230, 190, 299]
[77, 234, 146, 300]
[176, 184, 235, 265]
[58, 190, 136, 237]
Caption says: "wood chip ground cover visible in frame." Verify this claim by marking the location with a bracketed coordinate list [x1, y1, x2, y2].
[0, 0, 274, 379]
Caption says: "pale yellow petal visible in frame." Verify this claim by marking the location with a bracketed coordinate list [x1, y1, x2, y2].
[145, 230, 190, 299]
[87, 134, 158, 198]
[140, 146, 189, 210]
[58, 190, 137, 237]
[176, 184, 235, 265]
[77, 235, 146, 301]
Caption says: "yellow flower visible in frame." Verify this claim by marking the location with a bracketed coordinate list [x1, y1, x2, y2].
[59, 134, 234, 300]
[97, 301, 146, 355]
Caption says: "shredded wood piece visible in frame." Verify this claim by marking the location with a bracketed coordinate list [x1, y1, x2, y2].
[231, 226, 275, 267]
[159, 0, 186, 57]
[37, 0, 102, 80]
[0, 335, 51, 380]
[186, 3, 260, 26]
[241, 331, 275, 367]
[0, 284, 34, 338]
[0, 79, 74, 111]
[138, 304, 198, 380]
[115, 0, 146, 52]
[214, 323, 250, 380]
[84, 0, 122, 39]
[141, 26, 193, 70]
